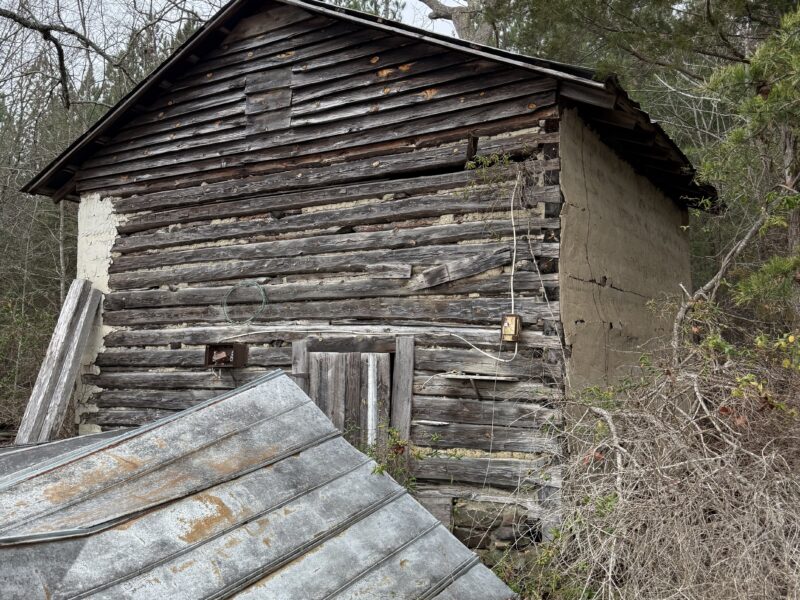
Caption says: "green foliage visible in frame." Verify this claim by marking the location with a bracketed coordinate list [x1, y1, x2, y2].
[732, 254, 800, 319]
[366, 426, 415, 490]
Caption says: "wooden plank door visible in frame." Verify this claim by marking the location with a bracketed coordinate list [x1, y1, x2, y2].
[307, 352, 391, 451]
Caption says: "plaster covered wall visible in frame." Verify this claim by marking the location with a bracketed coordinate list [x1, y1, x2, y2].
[559, 109, 691, 392]
[75, 193, 120, 433]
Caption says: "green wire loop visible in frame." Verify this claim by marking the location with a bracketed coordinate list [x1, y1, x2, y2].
[222, 281, 268, 324]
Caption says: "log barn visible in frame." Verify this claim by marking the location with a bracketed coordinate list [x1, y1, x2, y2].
[23, 0, 712, 560]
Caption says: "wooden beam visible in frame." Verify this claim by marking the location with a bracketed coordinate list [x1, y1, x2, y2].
[291, 339, 309, 394]
[38, 287, 102, 442]
[409, 247, 511, 291]
[390, 335, 414, 444]
[15, 280, 100, 444]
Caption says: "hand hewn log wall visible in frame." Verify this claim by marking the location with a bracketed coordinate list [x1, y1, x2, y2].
[75, 1, 564, 551]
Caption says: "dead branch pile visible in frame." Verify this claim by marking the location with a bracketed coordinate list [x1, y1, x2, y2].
[544, 336, 800, 600]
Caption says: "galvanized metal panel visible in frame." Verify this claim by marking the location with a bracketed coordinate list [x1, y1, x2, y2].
[433, 563, 517, 599]
[0, 373, 515, 600]
[0, 429, 127, 479]
[331, 522, 478, 599]
[233, 494, 440, 599]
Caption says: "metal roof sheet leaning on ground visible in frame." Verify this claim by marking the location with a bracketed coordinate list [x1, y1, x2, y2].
[0, 371, 515, 599]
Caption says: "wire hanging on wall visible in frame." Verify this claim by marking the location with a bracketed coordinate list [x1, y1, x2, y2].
[222, 281, 268, 324]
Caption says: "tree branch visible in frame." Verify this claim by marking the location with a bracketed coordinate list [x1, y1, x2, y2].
[0, 7, 134, 97]
[416, 0, 455, 20]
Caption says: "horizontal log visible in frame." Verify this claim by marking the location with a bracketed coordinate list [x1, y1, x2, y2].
[76, 91, 556, 192]
[412, 456, 561, 490]
[114, 131, 557, 218]
[113, 184, 520, 254]
[414, 347, 561, 380]
[102, 323, 560, 350]
[104, 271, 557, 311]
[112, 217, 558, 272]
[80, 79, 555, 184]
[84, 369, 280, 390]
[412, 396, 560, 428]
[413, 375, 562, 401]
[292, 52, 475, 105]
[103, 296, 560, 327]
[95, 346, 292, 368]
[82, 107, 557, 197]
[289, 69, 535, 128]
[109, 242, 551, 289]
[92, 389, 220, 409]
[292, 58, 498, 117]
[411, 422, 559, 453]
[87, 408, 174, 427]
[413, 484, 545, 514]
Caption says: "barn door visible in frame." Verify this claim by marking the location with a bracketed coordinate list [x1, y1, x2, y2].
[306, 352, 391, 451]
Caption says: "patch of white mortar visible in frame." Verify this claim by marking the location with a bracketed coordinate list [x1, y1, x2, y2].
[76, 193, 122, 435]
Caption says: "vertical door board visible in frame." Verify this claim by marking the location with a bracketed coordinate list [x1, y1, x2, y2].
[308, 350, 390, 451]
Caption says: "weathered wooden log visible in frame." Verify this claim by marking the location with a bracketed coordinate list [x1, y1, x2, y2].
[412, 375, 562, 402]
[84, 370, 281, 390]
[103, 297, 560, 327]
[412, 396, 560, 428]
[109, 242, 550, 289]
[411, 422, 559, 453]
[95, 346, 292, 368]
[412, 456, 561, 490]
[113, 187, 522, 253]
[92, 388, 219, 409]
[76, 92, 556, 192]
[102, 323, 561, 351]
[104, 271, 557, 311]
[414, 347, 561, 380]
[409, 248, 511, 291]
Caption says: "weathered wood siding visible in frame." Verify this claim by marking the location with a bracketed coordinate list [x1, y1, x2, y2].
[76, 2, 564, 543]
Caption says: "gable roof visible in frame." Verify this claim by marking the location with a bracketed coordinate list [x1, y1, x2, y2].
[0, 372, 515, 599]
[22, 0, 715, 203]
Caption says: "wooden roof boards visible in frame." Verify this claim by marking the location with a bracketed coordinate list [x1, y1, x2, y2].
[21, 0, 714, 205]
[0, 372, 515, 599]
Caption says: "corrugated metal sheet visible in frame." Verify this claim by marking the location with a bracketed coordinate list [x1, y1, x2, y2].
[0, 372, 515, 599]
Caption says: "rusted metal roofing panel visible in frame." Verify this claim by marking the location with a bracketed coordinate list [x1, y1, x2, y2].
[0, 429, 128, 479]
[0, 372, 515, 600]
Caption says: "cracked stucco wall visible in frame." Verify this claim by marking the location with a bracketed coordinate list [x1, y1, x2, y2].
[75, 193, 120, 434]
[559, 108, 691, 393]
